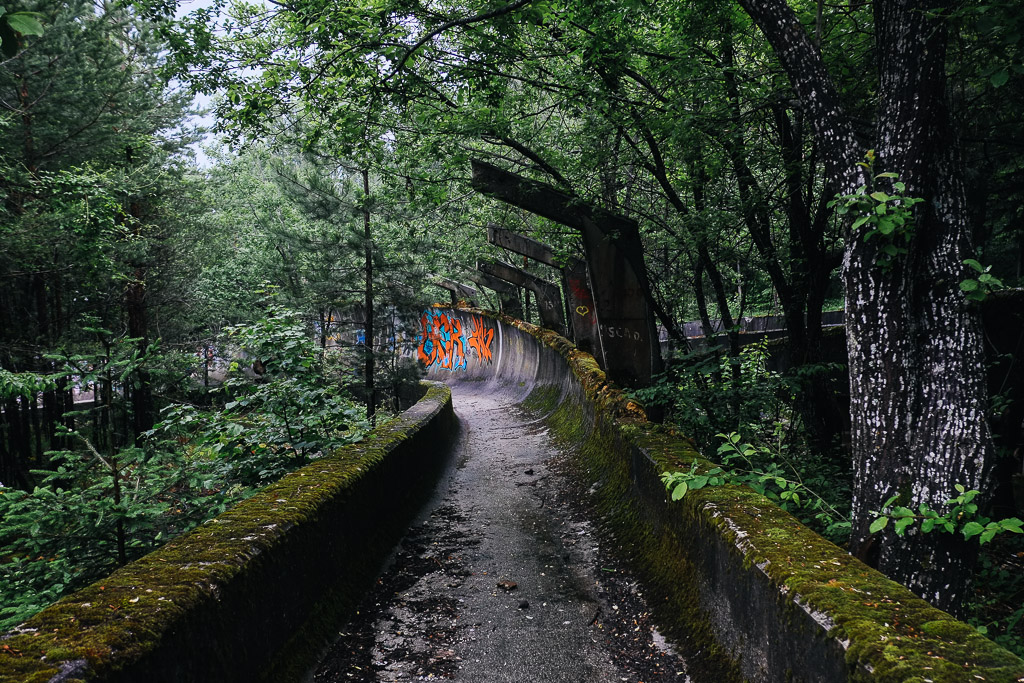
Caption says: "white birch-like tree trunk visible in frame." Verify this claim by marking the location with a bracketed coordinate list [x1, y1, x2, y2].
[736, 0, 993, 614]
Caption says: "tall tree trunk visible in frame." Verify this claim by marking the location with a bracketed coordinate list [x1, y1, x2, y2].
[126, 268, 154, 441]
[13, 397, 31, 477]
[362, 169, 375, 425]
[737, 0, 993, 614]
[0, 400, 31, 489]
[846, 0, 989, 610]
[19, 77, 35, 174]
[692, 253, 716, 342]
[29, 390, 42, 466]
[689, 149, 741, 380]
[775, 100, 845, 449]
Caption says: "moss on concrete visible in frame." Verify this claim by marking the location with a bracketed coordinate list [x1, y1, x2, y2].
[0, 382, 455, 683]
[453, 306, 1024, 682]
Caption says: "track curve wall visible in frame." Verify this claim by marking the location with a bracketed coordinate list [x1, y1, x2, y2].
[4, 306, 1022, 683]
[0, 383, 457, 683]
[421, 306, 1024, 683]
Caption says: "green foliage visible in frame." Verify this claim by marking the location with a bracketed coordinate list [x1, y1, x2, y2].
[645, 339, 851, 543]
[0, 440, 221, 631]
[0, 0, 203, 488]
[661, 431, 851, 544]
[0, 369, 54, 400]
[963, 2, 1024, 89]
[870, 484, 1024, 544]
[0, 7, 43, 58]
[0, 303, 372, 631]
[968, 534, 1024, 656]
[828, 151, 924, 269]
[960, 258, 1005, 301]
[633, 340, 790, 450]
[152, 302, 371, 489]
[375, 353, 427, 413]
[48, 317, 157, 393]
[0, 0, 1019, 651]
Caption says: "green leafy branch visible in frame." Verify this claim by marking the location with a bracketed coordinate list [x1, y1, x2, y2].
[960, 258, 1004, 302]
[661, 458, 728, 501]
[660, 432, 850, 541]
[0, 8, 44, 58]
[869, 484, 1024, 544]
[828, 150, 924, 269]
[0, 368, 55, 400]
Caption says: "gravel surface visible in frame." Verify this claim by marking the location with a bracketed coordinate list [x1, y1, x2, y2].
[312, 386, 694, 682]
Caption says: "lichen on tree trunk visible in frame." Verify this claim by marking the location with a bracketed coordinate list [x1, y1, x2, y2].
[737, 0, 994, 614]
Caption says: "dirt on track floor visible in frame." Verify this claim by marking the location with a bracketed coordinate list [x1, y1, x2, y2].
[312, 386, 694, 683]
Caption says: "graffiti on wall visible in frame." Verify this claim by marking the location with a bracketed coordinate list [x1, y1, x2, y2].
[568, 276, 597, 325]
[599, 323, 642, 341]
[467, 316, 494, 363]
[417, 309, 495, 371]
[418, 309, 466, 370]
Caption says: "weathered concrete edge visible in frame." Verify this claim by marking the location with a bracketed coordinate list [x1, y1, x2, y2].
[451, 307, 1024, 683]
[0, 381, 456, 683]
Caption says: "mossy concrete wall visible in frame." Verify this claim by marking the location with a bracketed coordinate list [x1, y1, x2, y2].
[0, 382, 456, 683]
[425, 307, 1024, 683]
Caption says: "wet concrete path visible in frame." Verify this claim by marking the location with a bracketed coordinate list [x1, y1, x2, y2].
[312, 385, 692, 682]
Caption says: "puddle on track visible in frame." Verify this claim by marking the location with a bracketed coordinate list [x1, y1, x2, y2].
[311, 387, 694, 683]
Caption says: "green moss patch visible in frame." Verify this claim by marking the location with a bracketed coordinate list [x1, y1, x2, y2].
[454, 306, 1024, 682]
[0, 382, 456, 683]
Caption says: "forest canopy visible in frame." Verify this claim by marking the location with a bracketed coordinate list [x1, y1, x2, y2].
[2, 0, 1024, 652]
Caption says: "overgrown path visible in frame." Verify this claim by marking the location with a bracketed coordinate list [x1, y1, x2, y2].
[312, 384, 694, 682]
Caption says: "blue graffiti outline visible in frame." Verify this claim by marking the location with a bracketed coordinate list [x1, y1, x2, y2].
[419, 309, 468, 372]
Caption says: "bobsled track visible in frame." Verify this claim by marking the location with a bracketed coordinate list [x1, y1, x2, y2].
[2, 307, 1023, 683]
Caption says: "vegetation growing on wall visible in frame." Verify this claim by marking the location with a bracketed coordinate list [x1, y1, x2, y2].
[2, 0, 1024, 661]
[0, 302, 375, 631]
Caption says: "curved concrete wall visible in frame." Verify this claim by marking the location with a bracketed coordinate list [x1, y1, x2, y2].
[417, 306, 574, 403]
[0, 382, 456, 683]
[421, 306, 1024, 683]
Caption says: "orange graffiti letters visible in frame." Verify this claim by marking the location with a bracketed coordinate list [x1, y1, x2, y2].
[468, 316, 494, 363]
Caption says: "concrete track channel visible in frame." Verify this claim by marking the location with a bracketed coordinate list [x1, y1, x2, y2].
[312, 383, 693, 682]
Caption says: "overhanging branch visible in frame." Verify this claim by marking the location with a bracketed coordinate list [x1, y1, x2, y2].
[391, 0, 534, 76]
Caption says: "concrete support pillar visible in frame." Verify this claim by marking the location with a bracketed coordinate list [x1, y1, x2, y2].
[435, 279, 478, 307]
[486, 223, 601, 359]
[471, 160, 661, 388]
[478, 261, 566, 337]
[466, 270, 524, 319]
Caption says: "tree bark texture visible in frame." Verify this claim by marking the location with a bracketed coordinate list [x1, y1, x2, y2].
[126, 267, 154, 441]
[737, 0, 993, 614]
[363, 169, 376, 425]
